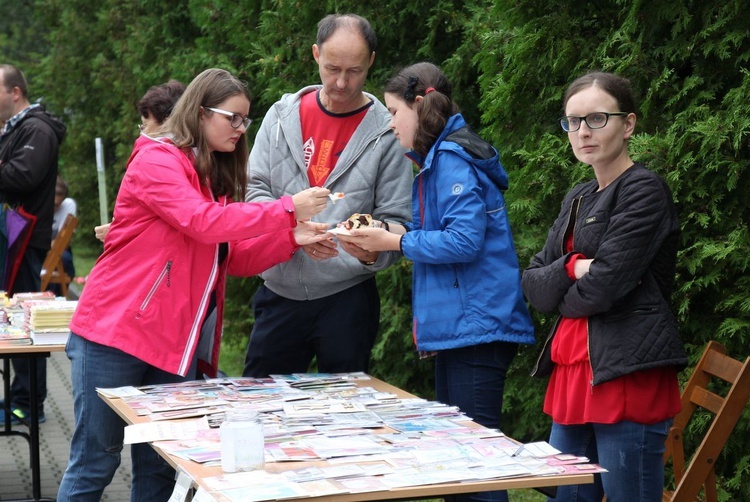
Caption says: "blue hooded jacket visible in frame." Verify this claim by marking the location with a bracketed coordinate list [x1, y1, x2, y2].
[401, 114, 534, 351]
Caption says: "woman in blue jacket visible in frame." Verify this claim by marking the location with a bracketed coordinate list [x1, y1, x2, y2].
[339, 62, 534, 502]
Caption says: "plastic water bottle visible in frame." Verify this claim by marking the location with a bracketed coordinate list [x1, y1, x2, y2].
[220, 408, 265, 472]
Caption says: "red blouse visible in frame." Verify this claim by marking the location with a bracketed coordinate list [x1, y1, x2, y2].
[543, 244, 681, 425]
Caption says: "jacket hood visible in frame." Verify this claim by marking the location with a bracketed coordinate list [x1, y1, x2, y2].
[26, 106, 66, 144]
[126, 133, 166, 168]
[273, 85, 393, 138]
[410, 114, 508, 192]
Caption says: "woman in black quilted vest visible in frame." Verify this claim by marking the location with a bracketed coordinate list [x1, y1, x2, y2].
[522, 72, 687, 502]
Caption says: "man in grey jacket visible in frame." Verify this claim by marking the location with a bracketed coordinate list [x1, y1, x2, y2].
[243, 13, 412, 377]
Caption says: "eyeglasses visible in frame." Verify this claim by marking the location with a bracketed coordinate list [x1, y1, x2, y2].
[205, 107, 252, 129]
[559, 112, 629, 132]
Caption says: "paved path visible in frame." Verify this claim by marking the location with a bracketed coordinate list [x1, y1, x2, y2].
[1, 350, 132, 500]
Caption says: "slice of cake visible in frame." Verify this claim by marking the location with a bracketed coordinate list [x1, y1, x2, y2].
[344, 213, 373, 230]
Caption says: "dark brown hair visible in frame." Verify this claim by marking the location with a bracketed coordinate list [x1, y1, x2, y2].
[563, 71, 636, 114]
[317, 14, 377, 55]
[55, 176, 69, 198]
[157, 68, 251, 199]
[137, 80, 186, 125]
[384, 62, 458, 157]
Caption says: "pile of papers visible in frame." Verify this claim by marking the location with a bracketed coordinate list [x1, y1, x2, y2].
[0, 291, 75, 346]
[104, 372, 607, 502]
[0, 324, 32, 346]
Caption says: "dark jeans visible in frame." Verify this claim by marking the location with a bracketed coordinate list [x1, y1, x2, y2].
[8, 246, 47, 413]
[243, 279, 380, 377]
[548, 420, 671, 502]
[435, 341, 519, 502]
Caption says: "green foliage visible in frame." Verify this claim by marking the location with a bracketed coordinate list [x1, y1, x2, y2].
[370, 259, 435, 399]
[472, 0, 750, 497]
[6, 0, 750, 498]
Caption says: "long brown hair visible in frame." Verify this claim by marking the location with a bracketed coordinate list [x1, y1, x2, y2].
[157, 68, 251, 199]
[384, 62, 458, 157]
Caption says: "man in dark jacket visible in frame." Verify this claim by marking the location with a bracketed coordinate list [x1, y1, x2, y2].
[0, 64, 66, 424]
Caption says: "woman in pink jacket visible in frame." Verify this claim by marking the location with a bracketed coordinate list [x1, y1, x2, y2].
[58, 68, 331, 501]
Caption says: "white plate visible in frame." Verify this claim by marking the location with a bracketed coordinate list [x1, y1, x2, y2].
[328, 192, 345, 203]
[327, 227, 351, 236]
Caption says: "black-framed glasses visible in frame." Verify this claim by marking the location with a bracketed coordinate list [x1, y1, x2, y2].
[206, 107, 252, 129]
[559, 112, 629, 132]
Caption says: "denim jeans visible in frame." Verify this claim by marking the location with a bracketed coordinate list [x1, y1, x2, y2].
[435, 341, 518, 502]
[58, 333, 197, 501]
[548, 419, 672, 502]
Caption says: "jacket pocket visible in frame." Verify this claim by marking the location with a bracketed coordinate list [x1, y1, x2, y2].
[138, 260, 172, 314]
[601, 305, 658, 323]
[597, 305, 665, 368]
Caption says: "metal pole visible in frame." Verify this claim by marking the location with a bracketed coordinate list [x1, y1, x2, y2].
[95, 137, 108, 225]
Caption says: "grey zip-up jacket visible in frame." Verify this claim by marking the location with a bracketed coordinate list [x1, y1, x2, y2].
[246, 86, 413, 300]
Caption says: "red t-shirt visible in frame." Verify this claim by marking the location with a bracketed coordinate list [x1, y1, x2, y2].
[300, 91, 371, 187]
[543, 233, 681, 425]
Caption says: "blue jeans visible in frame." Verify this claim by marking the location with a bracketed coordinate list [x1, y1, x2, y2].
[58, 333, 197, 501]
[435, 341, 518, 502]
[548, 419, 672, 502]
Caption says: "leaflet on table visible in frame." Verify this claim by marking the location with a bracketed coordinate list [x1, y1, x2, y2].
[282, 399, 367, 416]
[271, 371, 369, 381]
[96, 386, 146, 398]
[167, 469, 194, 502]
[123, 416, 210, 444]
[280, 462, 392, 483]
[204, 474, 351, 501]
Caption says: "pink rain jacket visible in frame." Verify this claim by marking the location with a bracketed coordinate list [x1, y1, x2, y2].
[70, 135, 299, 376]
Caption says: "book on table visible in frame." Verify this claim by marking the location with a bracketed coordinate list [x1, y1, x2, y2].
[0, 325, 32, 346]
[29, 330, 69, 345]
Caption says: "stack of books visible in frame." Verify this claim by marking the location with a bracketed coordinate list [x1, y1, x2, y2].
[22, 299, 77, 345]
[0, 324, 32, 346]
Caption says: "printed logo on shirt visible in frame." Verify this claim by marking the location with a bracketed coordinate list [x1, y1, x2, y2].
[451, 183, 463, 195]
[303, 138, 315, 169]
[585, 216, 597, 224]
[309, 139, 334, 185]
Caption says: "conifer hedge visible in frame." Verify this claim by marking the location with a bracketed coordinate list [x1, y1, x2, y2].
[4, 0, 749, 497]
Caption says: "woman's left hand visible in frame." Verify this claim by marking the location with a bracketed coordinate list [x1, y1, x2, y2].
[293, 220, 332, 246]
[574, 258, 593, 279]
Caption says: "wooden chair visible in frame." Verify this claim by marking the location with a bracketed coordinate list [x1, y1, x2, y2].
[662, 340, 750, 501]
[40, 213, 78, 297]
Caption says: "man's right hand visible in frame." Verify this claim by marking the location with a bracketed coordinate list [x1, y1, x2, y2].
[292, 187, 331, 220]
